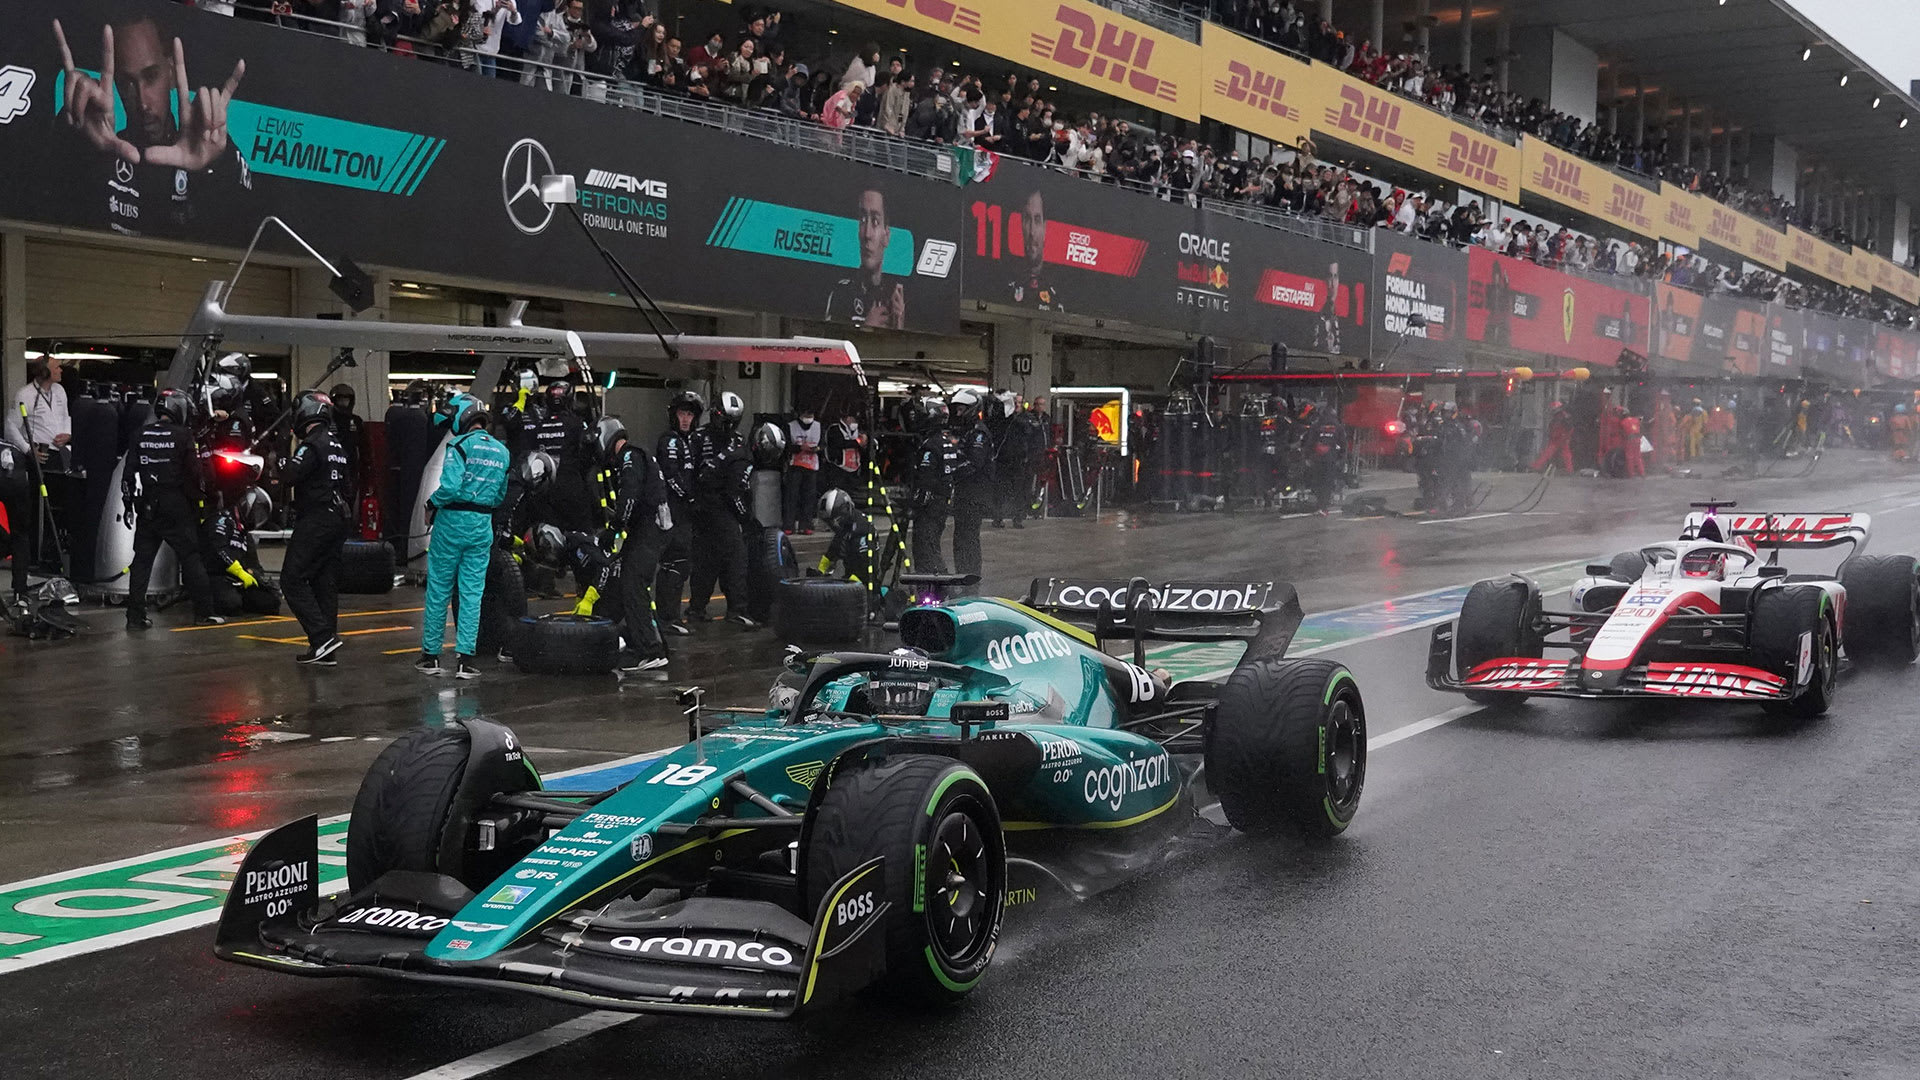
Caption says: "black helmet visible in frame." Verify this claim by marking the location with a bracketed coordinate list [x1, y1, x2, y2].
[155, 388, 193, 427]
[949, 388, 982, 425]
[714, 391, 745, 428]
[236, 486, 273, 530]
[750, 421, 787, 466]
[520, 450, 557, 494]
[545, 380, 574, 414]
[293, 390, 334, 435]
[669, 390, 705, 424]
[435, 391, 486, 434]
[211, 353, 251, 409]
[329, 383, 356, 414]
[595, 417, 628, 463]
[532, 523, 566, 566]
[914, 396, 949, 429]
[819, 487, 854, 529]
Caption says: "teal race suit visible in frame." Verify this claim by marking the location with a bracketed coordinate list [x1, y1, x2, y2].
[422, 428, 511, 657]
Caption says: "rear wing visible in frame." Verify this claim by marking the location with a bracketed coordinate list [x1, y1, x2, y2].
[1022, 578, 1304, 665]
[1684, 512, 1871, 552]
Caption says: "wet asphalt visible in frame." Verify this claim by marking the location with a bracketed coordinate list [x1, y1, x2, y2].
[7, 451, 1920, 1079]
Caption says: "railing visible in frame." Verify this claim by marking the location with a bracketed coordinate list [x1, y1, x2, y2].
[1086, 0, 1204, 40]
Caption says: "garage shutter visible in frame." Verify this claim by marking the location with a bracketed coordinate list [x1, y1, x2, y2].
[24, 239, 289, 343]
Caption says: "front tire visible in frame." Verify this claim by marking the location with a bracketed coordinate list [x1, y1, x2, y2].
[1840, 554, 1920, 666]
[804, 756, 1005, 1004]
[1456, 578, 1543, 706]
[345, 723, 540, 892]
[1752, 585, 1837, 719]
[1206, 658, 1366, 839]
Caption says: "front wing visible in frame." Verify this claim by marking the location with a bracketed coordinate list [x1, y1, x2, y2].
[1426, 623, 1794, 701]
[215, 817, 890, 1019]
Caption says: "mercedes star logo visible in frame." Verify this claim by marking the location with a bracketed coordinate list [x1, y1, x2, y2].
[114, 159, 134, 185]
[502, 137, 555, 236]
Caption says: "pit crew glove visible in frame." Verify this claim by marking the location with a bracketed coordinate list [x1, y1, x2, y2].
[573, 585, 601, 617]
[227, 563, 259, 589]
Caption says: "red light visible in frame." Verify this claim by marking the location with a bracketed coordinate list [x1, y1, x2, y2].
[1383, 421, 1404, 436]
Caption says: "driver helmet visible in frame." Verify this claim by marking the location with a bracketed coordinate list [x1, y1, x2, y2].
[1681, 549, 1728, 579]
[861, 678, 938, 717]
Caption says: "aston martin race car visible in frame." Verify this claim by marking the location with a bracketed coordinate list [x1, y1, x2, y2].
[1428, 503, 1920, 716]
[217, 578, 1366, 1017]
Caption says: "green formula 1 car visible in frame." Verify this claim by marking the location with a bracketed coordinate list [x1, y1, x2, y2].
[216, 577, 1367, 1017]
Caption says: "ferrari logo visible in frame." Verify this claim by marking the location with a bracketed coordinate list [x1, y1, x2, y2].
[1562, 289, 1576, 344]
[785, 761, 826, 789]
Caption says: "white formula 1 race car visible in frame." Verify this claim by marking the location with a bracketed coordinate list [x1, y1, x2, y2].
[1428, 502, 1920, 717]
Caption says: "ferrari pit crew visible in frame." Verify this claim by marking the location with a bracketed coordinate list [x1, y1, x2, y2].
[417, 393, 509, 680]
[282, 391, 350, 666]
[124, 389, 222, 629]
[572, 418, 671, 672]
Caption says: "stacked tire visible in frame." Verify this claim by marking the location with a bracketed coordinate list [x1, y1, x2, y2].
[747, 527, 797, 623]
[339, 539, 395, 594]
[512, 614, 619, 675]
[772, 577, 868, 644]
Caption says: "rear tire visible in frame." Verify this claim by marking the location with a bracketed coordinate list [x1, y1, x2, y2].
[803, 756, 1005, 1005]
[772, 577, 868, 644]
[339, 539, 396, 595]
[512, 614, 619, 675]
[1456, 578, 1543, 706]
[1752, 585, 1837, 719]
[479, 551, 528, 656]
[1206, 658, 1366, 840]
[1840, 554, 1920, 666]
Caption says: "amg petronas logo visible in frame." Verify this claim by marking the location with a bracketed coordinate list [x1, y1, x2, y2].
[785, 761, 826, 789]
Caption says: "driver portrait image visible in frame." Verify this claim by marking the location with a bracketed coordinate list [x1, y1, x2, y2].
[1007, 190, 1062, 312]
[53, 15, 252, 237]
[826, 188, 904, 329]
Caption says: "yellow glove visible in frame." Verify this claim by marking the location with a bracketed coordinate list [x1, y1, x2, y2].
[573, 585, 601, 617]
[817, 554, 833, 574]
[228, 563, 259, 589]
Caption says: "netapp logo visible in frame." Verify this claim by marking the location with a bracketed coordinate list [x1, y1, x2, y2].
[584, 168, 668, 198]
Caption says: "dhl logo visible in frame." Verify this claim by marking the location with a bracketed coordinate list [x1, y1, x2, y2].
[1531, 151, 1588, 205]
[1825, 251, 1848, 278]
[1031, 5, 1179, 104]
[1601, 183, 1652, 230]
[1439, 132, 1508, 192]
[1324, 85, 1411, 154]
[1751, 229, 1780, 261]
[881, 0, 981, 34]
[1791, 234, 1818, 263]
[1708, 207, 1739, 242]
[1665, 199, 1695, 231]
[1215, 61, 1299, 122]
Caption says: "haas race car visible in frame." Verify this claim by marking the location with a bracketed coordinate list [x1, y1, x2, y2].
[217, 577, 1366, 1018]
[1429, 503, 1920, 716]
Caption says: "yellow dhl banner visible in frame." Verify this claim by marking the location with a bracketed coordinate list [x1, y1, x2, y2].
[1305, 62, 1520, 201]
[1199, 23, 1309, 149]
[1786, 227, 1855, 289]
[1658, 182, 1702, 249]
[833, 0, 1203, 120]
[1518, 137, 1659, 240]
[1868, 253, 1920, 304]
[1849, 248, 1878, 295]
[1695, 194, 1787, 270]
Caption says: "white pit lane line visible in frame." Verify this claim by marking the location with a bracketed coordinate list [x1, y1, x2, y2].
[398, 696, 1490, 1080]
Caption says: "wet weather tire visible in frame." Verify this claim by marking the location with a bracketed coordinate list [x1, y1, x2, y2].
[346, 726, 467, 893]
[339, 539, 396, 595]
[1752, 585, 1837, 719]
[1840, 554, 1920, 666]
[1456, 577, 1543, 706]
[1206, 658, 1366, 840]
[772, 577, 868, 644]
[512, 614, 619, 675]
[804, 755, 1005, 1005]
[479, 551, 528, 656]
[1605, 550, 1648, 582]
[747, 527, 796, 623]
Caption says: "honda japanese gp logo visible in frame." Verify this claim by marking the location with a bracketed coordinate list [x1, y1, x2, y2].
[503, 137, 556, 235]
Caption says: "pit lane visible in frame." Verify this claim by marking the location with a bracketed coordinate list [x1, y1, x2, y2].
[7, 454, 1920, 1079]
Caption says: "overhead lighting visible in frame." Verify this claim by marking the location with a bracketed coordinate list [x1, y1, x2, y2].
[1801, 46, 1813, 61]
[1838, 73, 1849, 86]
[1873, 96, 1883, 108]
[1903, 117, 1911, 129]
[26, 350, 121, 361]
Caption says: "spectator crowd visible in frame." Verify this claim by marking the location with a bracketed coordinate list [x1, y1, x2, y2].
[186, 0, 1916, 331]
